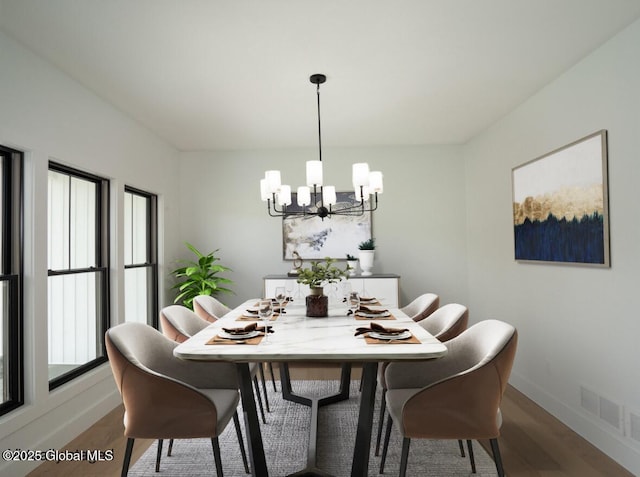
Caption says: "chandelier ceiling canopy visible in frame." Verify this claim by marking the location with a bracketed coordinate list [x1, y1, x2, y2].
[260, 74, 383, 219]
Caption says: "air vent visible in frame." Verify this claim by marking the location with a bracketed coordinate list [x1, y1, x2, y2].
[627, 410, 640, 443]
[599, 395, 623, 432]
[579, 385, 623, 433]
[580, 386, 599, 415]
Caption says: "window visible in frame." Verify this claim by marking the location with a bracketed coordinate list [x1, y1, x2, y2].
[48, 163, 109, 389]
[0, 145, 23, 415]
[124, 187, 158, 327]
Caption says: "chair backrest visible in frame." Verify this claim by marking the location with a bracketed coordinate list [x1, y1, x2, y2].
[400, 293, 439, 321]
[398, 319, 518, 439]
[160, 305, 209, 342]
[105, 322, 220, 438]
[418, 303, 468, 342]
[193, 295, 232, 322]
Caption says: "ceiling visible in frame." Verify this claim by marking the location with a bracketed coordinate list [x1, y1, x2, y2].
[2, 0, 640, 152]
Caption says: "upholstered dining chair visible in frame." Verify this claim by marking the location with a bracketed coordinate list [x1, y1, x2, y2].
[400, 293, 440, 322]
[160, 304, 269, 423]
[105, 322, 250, 477]
[374, 303, 469, 455]
[193, 294, 232, 322]
[193, 295, 277, 392]
[379, 319, 518, 477]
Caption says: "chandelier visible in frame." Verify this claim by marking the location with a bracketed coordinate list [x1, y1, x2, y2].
[260, 74, 383, 218]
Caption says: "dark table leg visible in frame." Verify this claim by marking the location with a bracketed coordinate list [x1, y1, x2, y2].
[279, 362, 352, 477]
[237, 363, 268, 476]
[351, 361, 378, 477]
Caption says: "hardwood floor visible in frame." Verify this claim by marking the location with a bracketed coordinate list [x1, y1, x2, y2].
[27, 364, 633, 477]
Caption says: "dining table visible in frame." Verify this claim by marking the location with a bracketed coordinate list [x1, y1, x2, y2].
[173, 296, 447, 477]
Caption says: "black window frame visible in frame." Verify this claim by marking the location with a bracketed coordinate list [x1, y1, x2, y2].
[0, 145, 24, 416]
[47, 162, 110, 390]
[124, 186, 158, 328]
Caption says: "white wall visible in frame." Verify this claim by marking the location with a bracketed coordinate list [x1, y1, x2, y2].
[0, 31, 181, 476]
[463, 18, 640, 474]
[177, 145, 469, 309]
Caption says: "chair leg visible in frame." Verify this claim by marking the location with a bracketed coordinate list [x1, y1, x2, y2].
[233, 411, 250, 474]
[399, 437, 411, 477]
[121, 438, 134, 477]
[374, 388, 387, 456]
[155, 439, 163, 472]
[252, 375, 267, 424]
[211, 437, 224, 477]
[490, 438, 505, 477]
[258, 363, 271, 412]
[466, 439, 476, 473]
[268, 362, 277, 391]
[458, 439, 465, 457]
[167, 438, 174, 456]
[379, 413, 393, 474]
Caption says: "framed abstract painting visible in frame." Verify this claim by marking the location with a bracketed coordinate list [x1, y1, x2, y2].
[512, 130, 610, 266]
[282, 191, 372, 260]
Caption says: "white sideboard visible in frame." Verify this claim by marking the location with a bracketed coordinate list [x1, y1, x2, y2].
[263, 274, 400, 308]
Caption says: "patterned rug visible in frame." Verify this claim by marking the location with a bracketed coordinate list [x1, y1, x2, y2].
[128, 380, 498, 476]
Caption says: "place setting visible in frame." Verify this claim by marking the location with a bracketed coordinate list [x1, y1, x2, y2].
[206, 322, 274, 345]
[237, 289, 289, 321]
[345, 290, 395, 320]
[354, 322, 421, 344]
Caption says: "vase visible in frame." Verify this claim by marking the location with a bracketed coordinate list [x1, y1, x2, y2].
[306, 287, 328, 317]
[347, 260, 358, 276]
[358, 250, 374, 276]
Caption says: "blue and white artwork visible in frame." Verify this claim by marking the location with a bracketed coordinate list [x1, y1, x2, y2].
[512, 130, 609, 266]
[283, 192, 372, 260]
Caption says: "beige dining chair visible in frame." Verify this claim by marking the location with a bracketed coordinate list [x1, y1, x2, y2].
[193, 294, 232, 322]
[105, 322, 250, 477]
[400, 293, 440, 321]
[374, 303, 469, 455]
[194, 295, 277, 392]
[379, 319, 518, 477]
[160, 304, 269, 423]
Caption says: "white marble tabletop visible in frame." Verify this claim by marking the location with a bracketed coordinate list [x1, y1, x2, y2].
[174, 299, 447, 362]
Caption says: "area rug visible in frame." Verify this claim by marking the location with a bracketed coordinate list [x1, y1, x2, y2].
[128, 380, 498, 476]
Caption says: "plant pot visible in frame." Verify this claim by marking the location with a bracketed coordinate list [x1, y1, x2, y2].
[306, 288, 328, 317]
[347, 260, 358, 276]
[358, 250, 375, 276]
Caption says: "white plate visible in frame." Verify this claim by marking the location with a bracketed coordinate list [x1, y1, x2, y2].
[218, 330, 260, 340]
[356, 311, 391, 318]
[369, 330, 411, 340]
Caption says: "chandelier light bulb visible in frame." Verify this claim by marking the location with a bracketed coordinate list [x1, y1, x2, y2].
[297, 186, 311, 206]
[306, 160, 323, 186]
[352, 163, 370, 187]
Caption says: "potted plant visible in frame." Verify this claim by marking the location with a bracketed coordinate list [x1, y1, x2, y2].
[297, 257, 348, 317]
[346, 253, 358, 276]
[358, 238, 375, 276]
[171, 242, 233, 309]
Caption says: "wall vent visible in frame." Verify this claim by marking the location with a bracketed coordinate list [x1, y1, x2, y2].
[599, 395, 623, 432]
[580, 386, 599, 415]
[627, 410, 640, 443]
[579, 385, 624, 433]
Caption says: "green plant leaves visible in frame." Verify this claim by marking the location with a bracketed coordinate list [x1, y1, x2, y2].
[170, 242, 233, 309]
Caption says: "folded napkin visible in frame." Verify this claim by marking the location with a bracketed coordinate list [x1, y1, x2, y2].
[358, 305, 388, 314]
[359, 296, 376, 302]
[354, 322, 408, 337]
[222, 323, 258, 335]
[221, 323, 274, 334]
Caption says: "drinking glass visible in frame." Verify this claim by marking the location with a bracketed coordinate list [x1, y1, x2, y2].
[285, 281, 294, 301]
[349, 291, 360, 316]
[258, 299, 273, 344]
[275, 286, 287, 314]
